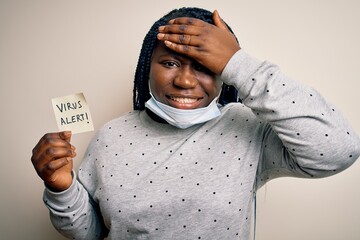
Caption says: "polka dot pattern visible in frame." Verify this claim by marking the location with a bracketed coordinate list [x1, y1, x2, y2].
[77, 107, 260, 239]
[74, 96, 357, 238]
[222, 52, 359, 188]
[44, 51, 359, 240]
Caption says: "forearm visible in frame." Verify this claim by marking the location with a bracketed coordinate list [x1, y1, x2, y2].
[221, 50, 360, 178]
[43, 172, 107, 240]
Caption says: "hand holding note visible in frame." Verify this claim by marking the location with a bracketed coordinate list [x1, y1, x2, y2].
[31, 131, 76, 192]
[31, 93, 94, 191]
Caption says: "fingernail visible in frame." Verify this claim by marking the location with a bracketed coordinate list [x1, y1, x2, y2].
[64, 131, 71, 136]
[164, 40, 172, 46]
[158, 26, 165, 31]
[63, 131, 72, 139]
[157, 33, 165, 39]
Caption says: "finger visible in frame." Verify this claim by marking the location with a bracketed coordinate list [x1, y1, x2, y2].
[34, 131, 72, 152]
[32, 132, 73, 160]
[213, 10, 229, 30]
[43, 146, 76, 160]
[41, 157, 71, 178]
[31, 133, 75, 162]
[157, 33, 201, 46]
[60, 131, 72, 142]
[48, 131, 72, 143]
[168, 17, 205, 26]
[35, 146, 76, 169]
[164, 40, 199, 56]
[32, 138, 75, 166]
[32, 143, 74, 167]
[158, 24, 200, 36]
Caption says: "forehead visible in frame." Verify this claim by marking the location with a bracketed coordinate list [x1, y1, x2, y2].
[151, 42, 195, 64]
[152, 42, 185, 57]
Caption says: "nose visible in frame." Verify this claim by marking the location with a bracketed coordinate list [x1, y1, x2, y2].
[173, 66, 198, 89]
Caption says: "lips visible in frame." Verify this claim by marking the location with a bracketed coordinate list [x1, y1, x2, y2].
[170, 96, 199, 104]
[166, 95, 203, 109]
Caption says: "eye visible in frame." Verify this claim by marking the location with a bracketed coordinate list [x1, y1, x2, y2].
[194, 63, 214, 75]
[162, 61, 179, 68]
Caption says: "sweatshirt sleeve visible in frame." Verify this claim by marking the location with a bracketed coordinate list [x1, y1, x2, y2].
[221, 49, 360, 187]
[43, 171, 107, 240]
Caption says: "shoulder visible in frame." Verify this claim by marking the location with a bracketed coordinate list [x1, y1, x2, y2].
[219, 102, 255, 120]
[104, 111, 140, 127]
[96, 111, 142, 136]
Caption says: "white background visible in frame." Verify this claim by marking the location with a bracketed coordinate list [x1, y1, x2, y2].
[1, 0, 359, 239]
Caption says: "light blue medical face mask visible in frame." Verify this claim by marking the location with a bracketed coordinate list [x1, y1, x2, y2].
[145, 93, 221, 129]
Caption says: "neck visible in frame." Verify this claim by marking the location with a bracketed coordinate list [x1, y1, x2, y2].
[145, 108, 168, 124]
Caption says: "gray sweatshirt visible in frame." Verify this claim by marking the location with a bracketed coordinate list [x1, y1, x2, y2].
[44, 50, 360, 240]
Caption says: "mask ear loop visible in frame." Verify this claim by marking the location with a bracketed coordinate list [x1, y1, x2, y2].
[148, 80, 152, 94]
[148, 80, 157, 101]
[215, 75, 223, 103]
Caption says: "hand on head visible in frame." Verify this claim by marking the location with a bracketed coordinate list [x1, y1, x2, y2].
[157, 10, 240, 75]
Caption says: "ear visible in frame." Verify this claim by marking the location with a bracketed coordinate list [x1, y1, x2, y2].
[213, 10, 228, 30]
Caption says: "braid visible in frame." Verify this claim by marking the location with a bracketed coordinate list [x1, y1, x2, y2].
[133, 7, 240, 110]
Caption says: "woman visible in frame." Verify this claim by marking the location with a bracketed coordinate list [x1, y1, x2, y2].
[31, 7, 360, 239]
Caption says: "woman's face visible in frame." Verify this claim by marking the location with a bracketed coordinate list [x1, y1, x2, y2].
[149, 42, 222, 109]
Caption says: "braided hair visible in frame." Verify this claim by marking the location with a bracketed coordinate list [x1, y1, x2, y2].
[133, 7, 239, 110]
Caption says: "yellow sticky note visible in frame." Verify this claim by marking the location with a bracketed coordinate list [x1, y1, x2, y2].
[51, 92, 94, 134]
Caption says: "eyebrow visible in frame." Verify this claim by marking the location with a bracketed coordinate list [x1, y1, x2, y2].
[157, 49, 183, 58]
[156, 49, 191, 62]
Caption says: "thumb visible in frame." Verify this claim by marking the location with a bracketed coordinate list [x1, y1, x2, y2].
[60, 131, 72, 143]
[213, 10, 228, 30]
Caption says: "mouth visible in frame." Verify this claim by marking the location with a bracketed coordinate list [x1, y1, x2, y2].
[170, 96, 199, 103]
[166, 95, 203, 109]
